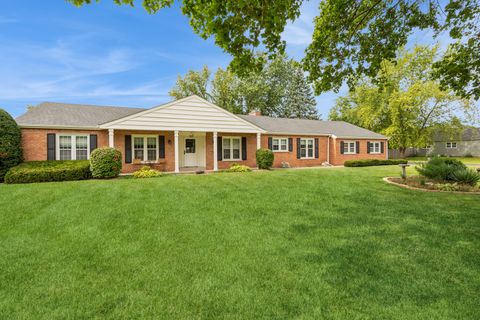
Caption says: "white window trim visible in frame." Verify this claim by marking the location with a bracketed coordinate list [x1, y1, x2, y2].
[272, 137, 289, 152]
[132, 135, 159, 163]
[56, 134, 90, 160]
[369, 141, 381, 154]
[300, 138, 315, 159]
[222, 136, 242, 161]
[343, 141, 356, 155]
[446, 142, 457, 149]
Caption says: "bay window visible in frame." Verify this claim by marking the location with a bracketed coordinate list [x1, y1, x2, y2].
[300, 138, 314, 159]
[222, 137, 241, 161]
[57, 135, 90, 160]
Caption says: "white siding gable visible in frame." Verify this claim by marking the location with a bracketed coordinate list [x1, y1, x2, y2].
[100, 95, 263, 133]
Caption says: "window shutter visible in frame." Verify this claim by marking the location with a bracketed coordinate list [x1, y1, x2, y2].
[314, 138, 319, 158]
[268, 137, 273, 150]
[296, 138, 301, 159]
[241, 137, 247, 160]
[340, 141, 344, 154]
[288, 138, 293, 152]
[125, 135, 132, 164]
[90, 134, 98, 153]
[158, 136, 165, 158]
[217, 136, 222, 161]
[380, 141, 385, 153]
[356, 141, 360, 154]
[47, 133, 56, 160]
[367, 142, 370, 154]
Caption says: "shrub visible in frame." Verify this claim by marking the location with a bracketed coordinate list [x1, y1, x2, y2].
[132, 166, 162, 178]
[0, 109, 23, 182]
[464, 153, 473, 158]
[90, 147, 122, 178]
[344, 159, 408, 167]
[4, 160, 91, 184]
[451, 168, 480, 186]
[416, 157, 466, 181]
[256, 148, 274, 169]
[436, 183, 459, 192]
[224, 163, 252, 172]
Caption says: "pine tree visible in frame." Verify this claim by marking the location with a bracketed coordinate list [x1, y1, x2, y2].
[284, 68, 319, 119]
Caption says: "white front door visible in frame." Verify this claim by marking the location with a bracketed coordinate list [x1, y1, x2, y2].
[184, 138, 197, 167]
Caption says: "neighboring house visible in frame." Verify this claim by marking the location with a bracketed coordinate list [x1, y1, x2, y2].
[16, 95, 388, 173]
[428, 127, 480, 157]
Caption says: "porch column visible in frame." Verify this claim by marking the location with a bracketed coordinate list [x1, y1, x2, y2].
[108, 129, 114, 148]
[256, 132, 261, 149]
[174, 130, 179, 173]
[213, 132, 218, 171]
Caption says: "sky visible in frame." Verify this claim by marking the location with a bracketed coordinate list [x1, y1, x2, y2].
[0, 0, 454, 119]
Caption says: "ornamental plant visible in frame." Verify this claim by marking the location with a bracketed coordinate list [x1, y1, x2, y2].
[225, 163, 252, 173]
[89, 147, 122, 178]
[416, 157, 466, 181]
[256, 148, 274, 169]
[132, 166, 162, 178]
[0, 109, 23, 182]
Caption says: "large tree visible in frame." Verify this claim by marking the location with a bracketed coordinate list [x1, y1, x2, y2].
[329, 46, 475, 157]
[0, 109, 22, 181]
[69, 0, 479, 100]
[168, 55, 320, 119]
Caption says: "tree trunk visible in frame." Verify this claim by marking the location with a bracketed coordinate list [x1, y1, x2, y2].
[399, 147, 406, 159]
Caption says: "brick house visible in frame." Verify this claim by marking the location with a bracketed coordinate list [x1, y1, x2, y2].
[16, 95, 388, 173]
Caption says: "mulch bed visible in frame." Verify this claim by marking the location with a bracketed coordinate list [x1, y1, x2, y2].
[384, 176, 480, 194]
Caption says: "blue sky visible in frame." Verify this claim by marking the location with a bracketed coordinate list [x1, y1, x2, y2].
[1, 0, 452, 119]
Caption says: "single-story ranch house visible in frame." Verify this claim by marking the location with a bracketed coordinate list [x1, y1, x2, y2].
[16, 95, 388, 173]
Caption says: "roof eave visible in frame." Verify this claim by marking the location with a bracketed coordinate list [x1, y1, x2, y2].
[18, 124, 102, 130]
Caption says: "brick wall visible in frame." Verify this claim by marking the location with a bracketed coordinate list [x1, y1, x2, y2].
[329, 138, 388, 165]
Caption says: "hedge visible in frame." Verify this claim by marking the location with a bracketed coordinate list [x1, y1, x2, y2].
[344, 159, 408, 167]
[4, 160, 91, 184]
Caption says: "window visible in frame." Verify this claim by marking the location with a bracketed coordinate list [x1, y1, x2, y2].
[133, 136, 158, 162]
[272, 138, 288, 152]
[57, 135, 89, 160]
[369, 141, 380, 154]
[343, 141, 356, 154]
[222, 137, 241, 161]
[300, 138, 314, 159]
[446, 142, 457, 149]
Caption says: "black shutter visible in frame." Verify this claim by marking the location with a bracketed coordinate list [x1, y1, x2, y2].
[47, 133, 56, 160]
[340, 141, 344, 154]
[380, 141, 385, 153]
[90, 134, 98, 153]
[356, 141, 360, 154]
[296, 138, 301, 159]
[241, 137, 247, 160]
[217, 136, 222, 161]
[159, 136, 165, 158]
[125, 135, 132, 164]
[314, 138, 319, 158]
[288, 138, 293, 152]
[367, 141, 370, 154]
[268, 137, 273, 150]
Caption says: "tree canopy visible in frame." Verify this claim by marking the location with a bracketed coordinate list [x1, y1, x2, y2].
[169, 55, 319, 119]
[0, 109, 23, 181]
[68, 0, 479, 100]
[329, 46, 476, 157]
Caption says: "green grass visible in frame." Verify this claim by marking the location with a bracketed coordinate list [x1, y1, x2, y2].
[1, 166, 479, 319]
[407, 156, 480, 164]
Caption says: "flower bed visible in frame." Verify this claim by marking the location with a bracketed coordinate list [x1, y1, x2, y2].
[385, 176, 480, 194]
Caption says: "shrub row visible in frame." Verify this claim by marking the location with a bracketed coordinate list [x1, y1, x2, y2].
[4, 160, 92, 184]
[344, 159, 408, 167]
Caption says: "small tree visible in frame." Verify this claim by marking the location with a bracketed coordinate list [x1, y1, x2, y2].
[0, 109, 22, 182]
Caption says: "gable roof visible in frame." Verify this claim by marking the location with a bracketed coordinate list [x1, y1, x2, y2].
[238, 115, 387, 139]
[16, 102, 145, 129]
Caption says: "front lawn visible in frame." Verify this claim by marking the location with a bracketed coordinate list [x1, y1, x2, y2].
[0, 167, 479, 319]
[407, 156, 480, 164]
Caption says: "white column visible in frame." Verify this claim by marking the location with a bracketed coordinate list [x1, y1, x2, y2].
[256, 132, 261, 149]
[108, 129, 114, 148]
[174, 130, 179, 173]
[213, 132, 218, 171]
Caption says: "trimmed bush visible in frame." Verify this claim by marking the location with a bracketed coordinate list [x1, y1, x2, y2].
[451, 168, 480, 186]
[256, 148, 274, 169]
[4, 161, 91, 184]
[344, 159, 408, 167]
[416, 157, 466, 181]
[224, 163, 252, 172]
[0, 109, 23, 182]
[90, 147, 122, 178]
[132, 166, 162, 178]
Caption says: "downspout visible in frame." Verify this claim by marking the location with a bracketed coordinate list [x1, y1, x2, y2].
[327, 135, 330, 164]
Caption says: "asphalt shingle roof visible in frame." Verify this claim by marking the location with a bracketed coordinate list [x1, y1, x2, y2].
[16, 101, 387, 139]
[16, 102, 146, 128]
